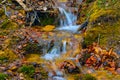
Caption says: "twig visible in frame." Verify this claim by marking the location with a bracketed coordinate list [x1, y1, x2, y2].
[3, 5, 10, 17]
[15, 0, 32, 11]
[97, 34, 101, 45]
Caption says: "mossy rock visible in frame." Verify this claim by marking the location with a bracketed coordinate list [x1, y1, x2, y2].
[82, 0, 120, 48]
[84, 21, 120, 47]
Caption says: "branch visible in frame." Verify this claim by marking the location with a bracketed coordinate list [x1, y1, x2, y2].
[1, 0, 6, 4]
[15, 0, 32, 11]
[3, 5, 10, 17]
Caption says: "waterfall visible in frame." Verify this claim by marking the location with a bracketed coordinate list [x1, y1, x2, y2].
[62, 40, 67, 53]
[56, 5, 81, 33]
[42, 47, 60, 60]
[42, 40, 67, 60]
[59, 7, 76, 26]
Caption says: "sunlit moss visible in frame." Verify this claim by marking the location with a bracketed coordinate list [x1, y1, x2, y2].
[42, 25, 55, 32]
[84, 20, 120, 47]
[25, 54, 45, 64]
[82, 74, 97, 80]
[0, 49, 18, 62]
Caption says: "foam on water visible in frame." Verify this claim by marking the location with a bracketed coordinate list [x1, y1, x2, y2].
[42, 47, 60, 60]
[62, 40, 67, 53]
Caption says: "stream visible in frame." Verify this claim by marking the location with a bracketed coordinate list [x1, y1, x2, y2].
[41, 1, 83, 80]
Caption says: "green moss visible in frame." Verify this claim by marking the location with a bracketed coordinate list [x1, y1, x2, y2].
[19, 65, 35, 77]
[0, 49, 18, 62]
[0, 56, 8, 61]
[82, 0, 120, 47]
[84, 19, 120, 46]
[0, 73, 8, 80]
[82, 74, 96, 80]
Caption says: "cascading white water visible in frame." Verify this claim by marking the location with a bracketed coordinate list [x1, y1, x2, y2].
[56, 6, 80, 33]
[59, 7, 76, 26]
[42, 47, 60, 60]
[42, 40, 67, 60]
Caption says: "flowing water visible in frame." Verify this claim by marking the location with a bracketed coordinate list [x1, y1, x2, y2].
[62, 40, 67, 53]
[41, 1, 83, 79]
[42, 0, 82, 60]
[56, 3, 81, 33]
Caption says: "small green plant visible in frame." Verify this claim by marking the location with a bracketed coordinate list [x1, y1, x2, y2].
[0, 73, 8, 80]
[83, 74, 96, 80]
[19, 65, 35, 76]
[0, 56, 8, 61]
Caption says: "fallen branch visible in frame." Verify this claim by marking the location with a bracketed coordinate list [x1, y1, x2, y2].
[15, 0, 32, 11]
[1, 0, 6, 4]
